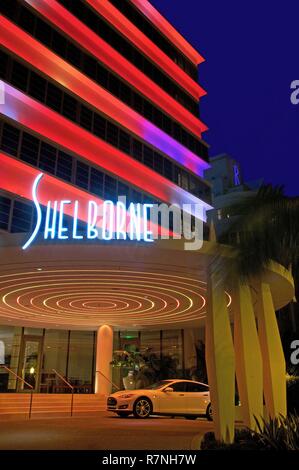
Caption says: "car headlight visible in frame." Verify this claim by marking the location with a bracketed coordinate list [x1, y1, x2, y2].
[118, 393, 135, 399]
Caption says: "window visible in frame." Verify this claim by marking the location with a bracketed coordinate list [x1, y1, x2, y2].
[119, 129, 130, 154]
[96, 63, 109, 88]
[181, 171, 189, 191]
[18, 7, 35, 35]
[90, 168, 103, 196]
[11, 200, 32, 233]
[39, 142, 57, 174]
[164, 159, 173, 180]
[119, 82, 131, 106]
[132, 139, 142, 161]
[80, 105, 93, 131]
[93, 114, 106, 140]
[35, 17, 52, 46]
[0, 196, 11, 231]
[154, 151, 163, 174]
[82, 55, 97, 80]
[67, 331, 95, 385]
[20, 132, 39, 166]
[144, 146, 154, 168]
[189, 175, 200, 197]
[0, 0, 20, 20]
[131, 189, 142, 203]
[1, 123, 20, 156]
[173, 123, 181, 142]
[62, 94, 77, 121]
[52, 30, 67, 56]
[171, 382, 186, 392]
[0, 50, 8, 79]
[109, 75, 120, 97]
[0, 326, 22, 392]
[162, 115, 172, 134]
[29, 72, 47, 102]
[57, 150, 73, 182]
[46, 83, 62, 112]
[76, 161, 89, 190]
[132, 92, 143, 114]
[162, 330, 183, 369]
[66, 42, 81, 67]
[140, 331, 161, 358]
[144, 101, 153, 121]
[118, 181, 130, 201]
[11, 61, 28, 91]
[186, 382, 209, 393]
[104, 174, 117, 201]
[42, 330, 69, 379]
[106, 122, 119, 147]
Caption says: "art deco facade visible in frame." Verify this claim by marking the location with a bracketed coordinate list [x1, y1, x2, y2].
[0, 0, 211, 392]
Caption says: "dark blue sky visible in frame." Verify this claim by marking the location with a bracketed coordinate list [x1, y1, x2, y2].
[152, 0, 299, 195]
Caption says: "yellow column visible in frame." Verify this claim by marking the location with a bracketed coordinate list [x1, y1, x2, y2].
[95, 325, 114, 395]
[233, 281, 263, 428]
[205, 257, 235, 443]
[255, 283, 286, 418]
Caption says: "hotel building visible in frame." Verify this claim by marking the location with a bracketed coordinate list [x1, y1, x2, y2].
[0, 4, 293, 437]
[0, 0, 212, 393]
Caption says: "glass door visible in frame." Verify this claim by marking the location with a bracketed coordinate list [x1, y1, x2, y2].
[18, 335, 43, 392]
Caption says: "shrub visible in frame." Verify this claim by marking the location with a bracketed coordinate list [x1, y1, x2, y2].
[200, 413, 299, 450]
[200, 429, 264, 451]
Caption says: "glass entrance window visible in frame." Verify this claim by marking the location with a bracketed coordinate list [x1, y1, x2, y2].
[0, 326, 22, 392]
[41, 329, 68, 393]
[162, 330, 183, 370]
[67, 331, 95, 390]
[18, 336, 42, 392]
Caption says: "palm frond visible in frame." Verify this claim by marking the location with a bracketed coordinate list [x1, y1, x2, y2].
[221, 184, 299, 279]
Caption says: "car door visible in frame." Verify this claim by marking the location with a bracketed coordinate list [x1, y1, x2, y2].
[157, 381, 187, 414]
[185, 382, 210, 414]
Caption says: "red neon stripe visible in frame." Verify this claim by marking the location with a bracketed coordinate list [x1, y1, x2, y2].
[1, 152, 103, 223]
[0, 83, 212, 215]
[130, 0, 203, 65]
[0, 153, 170, 236]
[0, 17, 209, 177]
[23, 1, 207, 137]
[86, 0, 205, 100]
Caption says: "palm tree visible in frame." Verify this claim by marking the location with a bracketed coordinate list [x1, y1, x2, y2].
[220, 184, 299, 284]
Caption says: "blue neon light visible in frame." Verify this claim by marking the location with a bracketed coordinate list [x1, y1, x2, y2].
[22, 173, 156, 249]
[22, 173, 43, 250]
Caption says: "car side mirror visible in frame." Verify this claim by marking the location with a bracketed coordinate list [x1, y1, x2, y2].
[164, 387, 174, 393]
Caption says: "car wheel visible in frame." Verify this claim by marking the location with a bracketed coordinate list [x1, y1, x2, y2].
[133, 397, 152, 419]
[206, 403, 213, 421]
[185, 416, 197, 420]
[116, 412, 130, 418]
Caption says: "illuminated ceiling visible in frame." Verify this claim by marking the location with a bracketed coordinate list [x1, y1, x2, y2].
[0, 239, 226, 330]
[0, 238, 292, 330]
[0, 268, 230, 329]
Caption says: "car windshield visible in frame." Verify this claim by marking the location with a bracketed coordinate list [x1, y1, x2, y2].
[142, 380, 173, 390]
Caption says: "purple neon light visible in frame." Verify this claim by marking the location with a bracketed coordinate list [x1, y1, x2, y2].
[0, 13, 209, 178]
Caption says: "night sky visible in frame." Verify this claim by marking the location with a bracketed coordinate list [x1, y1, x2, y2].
[152, 0, 299, 195]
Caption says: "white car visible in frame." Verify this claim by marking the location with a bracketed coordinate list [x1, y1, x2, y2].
[107, 379, 212, 420]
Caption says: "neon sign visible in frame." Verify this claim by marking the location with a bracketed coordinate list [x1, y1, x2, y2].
[22, 173, 154, 250]
[233, 164, 241, 186]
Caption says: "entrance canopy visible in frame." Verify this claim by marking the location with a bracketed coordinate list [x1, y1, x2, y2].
[0, 235, 293, 330]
